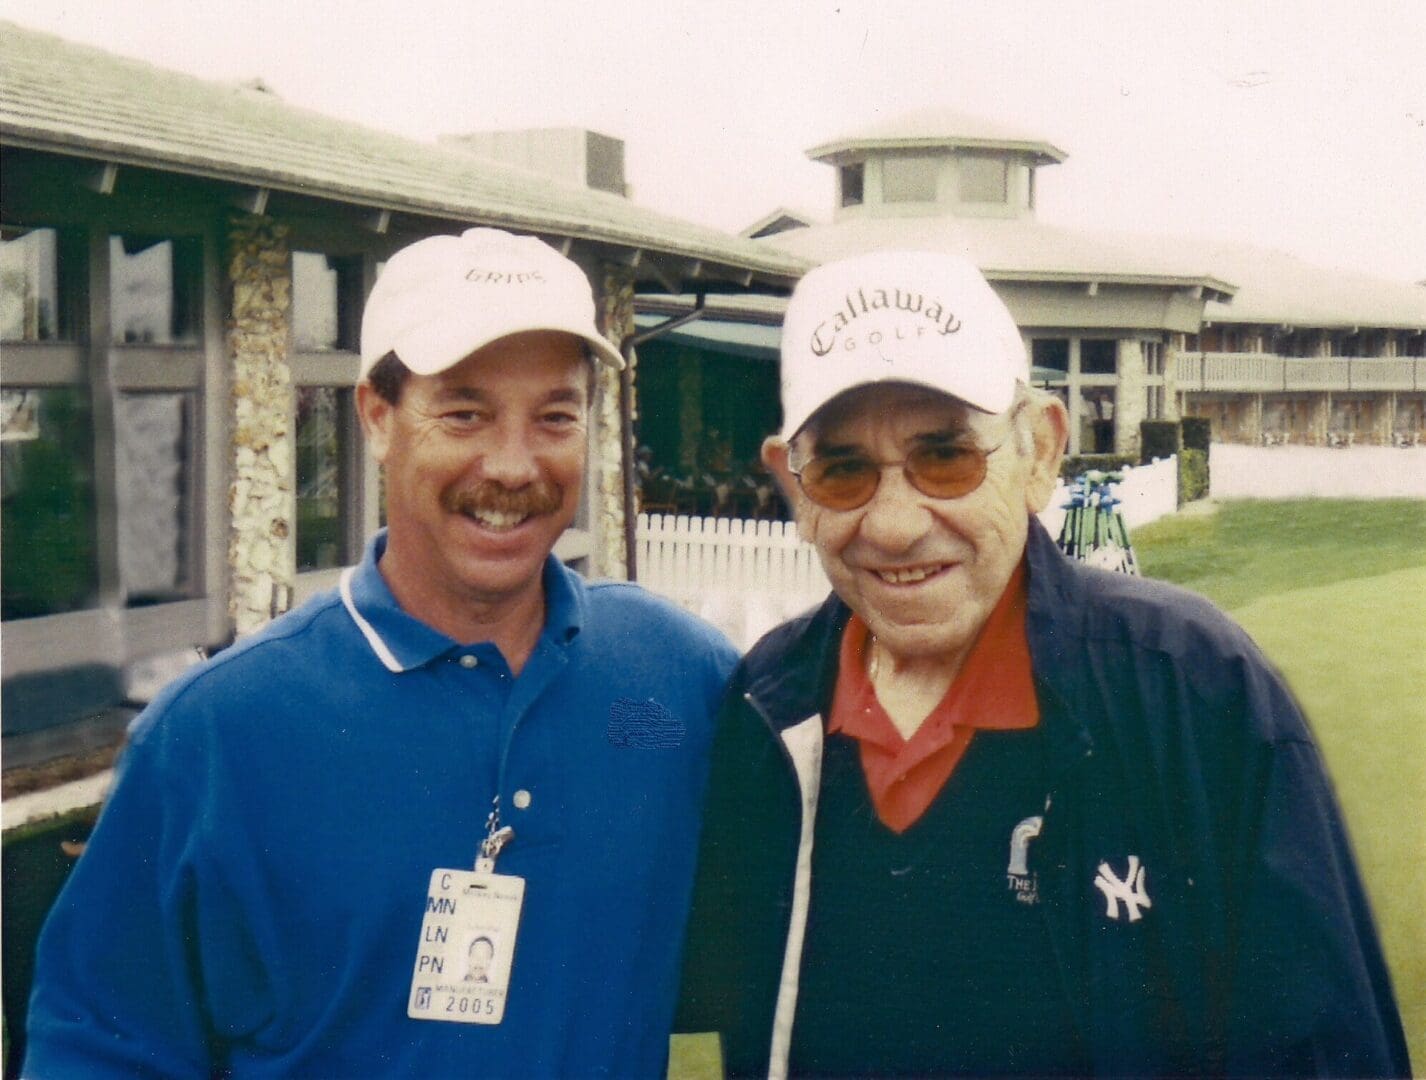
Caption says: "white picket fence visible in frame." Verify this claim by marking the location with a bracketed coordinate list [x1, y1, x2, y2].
[636, 515, 830, 649]
[635, 456, 1181, 650]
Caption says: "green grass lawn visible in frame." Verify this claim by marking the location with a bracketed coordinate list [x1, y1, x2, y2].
[1136, 499, 1426, 1072]
[1132, 498, 1426, 611]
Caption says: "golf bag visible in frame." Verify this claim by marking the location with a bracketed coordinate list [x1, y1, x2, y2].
[1056, 471, 1139, 575]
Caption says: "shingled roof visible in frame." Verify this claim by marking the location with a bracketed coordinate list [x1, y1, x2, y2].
[1191, 242, 1426, 331]
[0, 21, 806, 293]
[764, 214, 1237, 301]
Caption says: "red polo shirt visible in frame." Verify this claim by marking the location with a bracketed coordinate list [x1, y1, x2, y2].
[828, 561, 1039, 833]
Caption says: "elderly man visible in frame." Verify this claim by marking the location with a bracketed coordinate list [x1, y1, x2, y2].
[676, 251, 1408, 1078]
[26, 229, 737, 1077]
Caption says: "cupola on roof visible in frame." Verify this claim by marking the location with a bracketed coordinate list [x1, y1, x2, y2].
[806, 107, 1067, 166]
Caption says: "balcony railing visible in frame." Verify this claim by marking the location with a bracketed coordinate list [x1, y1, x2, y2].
[1176, 352, 1424, 393]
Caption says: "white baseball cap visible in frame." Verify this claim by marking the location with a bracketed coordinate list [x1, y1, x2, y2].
[779, 250, 1027, 437]
[359, 227, 625, 379]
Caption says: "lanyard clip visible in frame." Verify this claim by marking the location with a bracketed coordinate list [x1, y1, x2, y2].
[476, 825, 514, 873]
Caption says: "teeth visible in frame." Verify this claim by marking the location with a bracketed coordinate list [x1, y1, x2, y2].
[876, 565, 944, 584]
[469, 509, 529, 530]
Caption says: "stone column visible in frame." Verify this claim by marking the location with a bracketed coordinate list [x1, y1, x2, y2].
[591, 264, 637, 580]
[1164, 333, 1184, 422]
[226, 215, 295, 635]
[1114, 338, 1146, 456]
[1370, 395, 1393, 446]
[1309, 393, 1330, 445]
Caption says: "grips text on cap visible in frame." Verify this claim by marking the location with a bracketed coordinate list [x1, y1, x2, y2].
[359, 228, 625, 380]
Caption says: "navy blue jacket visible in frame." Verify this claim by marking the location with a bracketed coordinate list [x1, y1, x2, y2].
[677, 522, 1409, 1078]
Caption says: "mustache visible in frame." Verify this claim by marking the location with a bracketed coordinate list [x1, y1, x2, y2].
[441, 480, 564, 519]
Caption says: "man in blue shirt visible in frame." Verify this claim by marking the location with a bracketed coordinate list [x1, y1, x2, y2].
[26, 229, 738, 1077]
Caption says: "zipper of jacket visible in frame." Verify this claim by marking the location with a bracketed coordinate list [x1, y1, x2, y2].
[742, 686, 824, 1080]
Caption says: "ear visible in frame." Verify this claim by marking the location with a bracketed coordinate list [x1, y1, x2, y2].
[1022, 395, 1069, 513]
[761, 436, 799, 503]
[763, 435, 820, 542]
[355, 381, 394, 465]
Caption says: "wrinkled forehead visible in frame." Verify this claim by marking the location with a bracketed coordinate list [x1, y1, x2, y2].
[795, 381, 985, 454]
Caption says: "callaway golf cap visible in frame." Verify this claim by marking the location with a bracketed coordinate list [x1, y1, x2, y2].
[359, 227, 625, 379]
[779, 250, 1028, 437]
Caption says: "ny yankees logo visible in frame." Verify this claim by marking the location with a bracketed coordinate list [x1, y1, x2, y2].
[1093, 855, 1152, 921]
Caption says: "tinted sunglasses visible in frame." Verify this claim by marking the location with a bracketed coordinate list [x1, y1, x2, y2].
[790, 404, 1024, 511]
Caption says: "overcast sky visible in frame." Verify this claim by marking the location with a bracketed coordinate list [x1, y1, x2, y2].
[5, 0, 1424, 281]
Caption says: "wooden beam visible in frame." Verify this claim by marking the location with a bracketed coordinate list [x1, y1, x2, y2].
[232, 186, 271, 215]
[84, 162, 119, 195]
[642, 254, 682, 295]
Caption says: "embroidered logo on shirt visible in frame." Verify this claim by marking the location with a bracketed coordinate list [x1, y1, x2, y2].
[1094, 855, 1152, 922]
[606, 698, 685, 749]
[1006, 815, 1044, 905]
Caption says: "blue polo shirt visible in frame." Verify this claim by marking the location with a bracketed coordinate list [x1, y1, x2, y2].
[25, 533, 737, 1078]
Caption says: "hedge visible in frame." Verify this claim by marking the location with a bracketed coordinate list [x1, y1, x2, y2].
[1059, 454, 1138, 478]
[1139, 421, 1181, 464]
[1181, 416, 1213, 452]
[1179, 448, 1209, 503]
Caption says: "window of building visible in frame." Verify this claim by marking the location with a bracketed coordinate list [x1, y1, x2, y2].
[1, 387, 100, 619]
[1015, 164, 1033, 210]
[108, 233, 204, 606]
[291, 253, 369, 574]
[1144, 341, 1164, 376]
[840, 163, 865, 208]
[115, 392, 195, 605]
[881, 155, 937, 203]
[295, 386, 356, 571]
[1032, 338, 1069, 372]
[292, 252, 363, 353]
[1081, 340, 1117, 375]
[1, 227, 65, 341]
[4, 227, 207, 627]
[1145, 385, 1165, 420]
[292, 252, 340, 352]
[110, 235, 202, 345]
[959, 156, 1008, 203]
[1080, 388, 1116, 453]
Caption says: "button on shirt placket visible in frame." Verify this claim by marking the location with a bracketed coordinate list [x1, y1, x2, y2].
[493, 638, 569, 839]
[445, 645, 512, 806]
[448, 636, 570, 863]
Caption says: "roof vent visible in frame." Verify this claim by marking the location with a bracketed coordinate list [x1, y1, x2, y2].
[441, 128, 628, 197]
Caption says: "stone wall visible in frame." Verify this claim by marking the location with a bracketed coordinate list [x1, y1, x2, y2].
[226, 215, 295, 635]
[591, 265, 636, 579]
